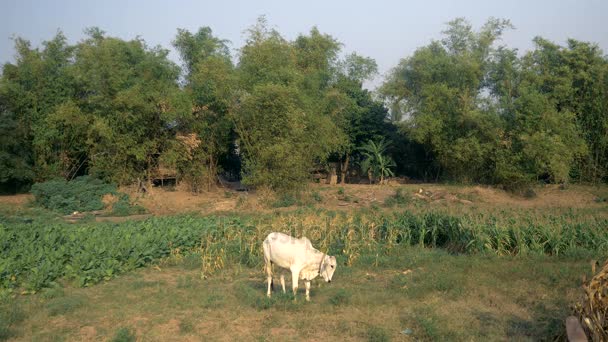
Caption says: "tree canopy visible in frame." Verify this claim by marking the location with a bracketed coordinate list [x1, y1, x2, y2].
[1, 17, 606, 193]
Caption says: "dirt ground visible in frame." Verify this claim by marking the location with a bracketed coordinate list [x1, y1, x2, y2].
[1, 183, 605, 216]
[112, 183, 607, 216]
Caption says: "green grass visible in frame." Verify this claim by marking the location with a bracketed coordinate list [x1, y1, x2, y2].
[46, 296, 86, 316]
[0, 297, 26, 340]
[1, 248, 595, 341]
[366, 326, 390, 342]
[1, 198, 606, 340]
[327, 288, 351, 306]
[271, 194, 299, 208]
[111, 327, 136, 342]
[384, 188, 410, 206]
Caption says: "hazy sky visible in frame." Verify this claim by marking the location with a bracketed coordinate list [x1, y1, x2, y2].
[2, 0, 607, 89]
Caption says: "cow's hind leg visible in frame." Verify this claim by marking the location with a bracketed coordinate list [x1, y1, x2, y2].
[290, 268, 300, 300]
[305, 280, 311, 301]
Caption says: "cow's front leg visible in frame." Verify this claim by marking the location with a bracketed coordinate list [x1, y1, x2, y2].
[280, 274, 286, 294]
[305, 280, 311, 301]
[290, 268, 300, 300]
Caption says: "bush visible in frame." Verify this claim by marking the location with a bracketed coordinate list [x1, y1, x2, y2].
[111, 327, 136, 342]
[328, 288, 351, 306]
[110, 194, 146, 216]
[46, 296, 85, 316]
[31, 176, 115, 214]
[366, 326, 390, 342]
[384, 188, 410, 206]
[272, 194, 299, 208]
[311, 191, 323, 202]
[30, 176, 144, 216]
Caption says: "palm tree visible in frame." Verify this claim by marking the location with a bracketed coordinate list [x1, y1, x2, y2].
[359, 139, 396, 184]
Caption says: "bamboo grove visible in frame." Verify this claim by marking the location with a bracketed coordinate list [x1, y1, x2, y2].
[1, 17, 607, 193]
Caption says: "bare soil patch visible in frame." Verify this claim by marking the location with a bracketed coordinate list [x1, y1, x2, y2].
[114, 183, 607, 216]
[0, 194, 33, 206]
[2, 183, 602, 216]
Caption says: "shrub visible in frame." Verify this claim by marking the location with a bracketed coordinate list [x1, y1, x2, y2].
[31, 176, 115, 214]
[311, 191, 323, 203]
[384, 188, 410, 206]
[46, 296, 85, 316]
[272, 194, 299, 208]
[110, 194, 146, 216]
[366, 326, 390, 342]
[111, 327, 136, 342]
[30, 176, 145, 215]
[328, 288, 351, 306]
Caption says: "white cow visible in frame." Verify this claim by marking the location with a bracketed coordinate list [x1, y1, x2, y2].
[263, 232, 337, 301]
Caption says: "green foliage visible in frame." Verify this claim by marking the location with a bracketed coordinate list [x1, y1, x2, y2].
[171, 27, 236, 192]
[110, 194, 146, 216]
[381, 17, 601, 185]
[271, 194, 299, 208]
[311, 191, 323, 202]
[179, 319, 194, 334]
[233, 19, 352, 191]
[46, 296, 85, 316]
[366, 326, 390, 342]
[0, 33, 74, 185]
[75, 31, 189, 185]
[29, 176, 143, 216]
[111, 327, 136, 342]
[384, 188, 410, 206]
[1, 16, 607, 196]
[1, 209, 606, 293]
[30, 176, 115, 214]
[328, 288, 351, 306]
[0, 108, 35, 193]
[360, 140, 396, 183]
[235, 83, 318, 191]
[0, 298, 25, 341]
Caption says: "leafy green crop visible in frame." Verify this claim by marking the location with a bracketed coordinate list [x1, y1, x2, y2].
[1, 210, 606, 293]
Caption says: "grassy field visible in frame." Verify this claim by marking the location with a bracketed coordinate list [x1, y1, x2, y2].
[1, 184, 607, 341]
[0, 249, 595, 341]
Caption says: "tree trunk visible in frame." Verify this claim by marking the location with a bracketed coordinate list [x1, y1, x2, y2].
[207, 154, 215, 192]
[340, 153, 350, 184]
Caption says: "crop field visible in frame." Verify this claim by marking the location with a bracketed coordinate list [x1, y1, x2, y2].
[1, 184, 607, 341]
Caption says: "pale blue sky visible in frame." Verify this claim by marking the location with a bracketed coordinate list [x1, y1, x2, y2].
[2, 0, 607, 89]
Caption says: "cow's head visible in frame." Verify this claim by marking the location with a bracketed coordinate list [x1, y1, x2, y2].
[321, 255, 337, 283]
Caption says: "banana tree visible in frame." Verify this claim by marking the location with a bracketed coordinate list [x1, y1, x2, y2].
[359, 139, 396, 184]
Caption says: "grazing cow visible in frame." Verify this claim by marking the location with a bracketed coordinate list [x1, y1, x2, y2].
[263, 232, 337, 301]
